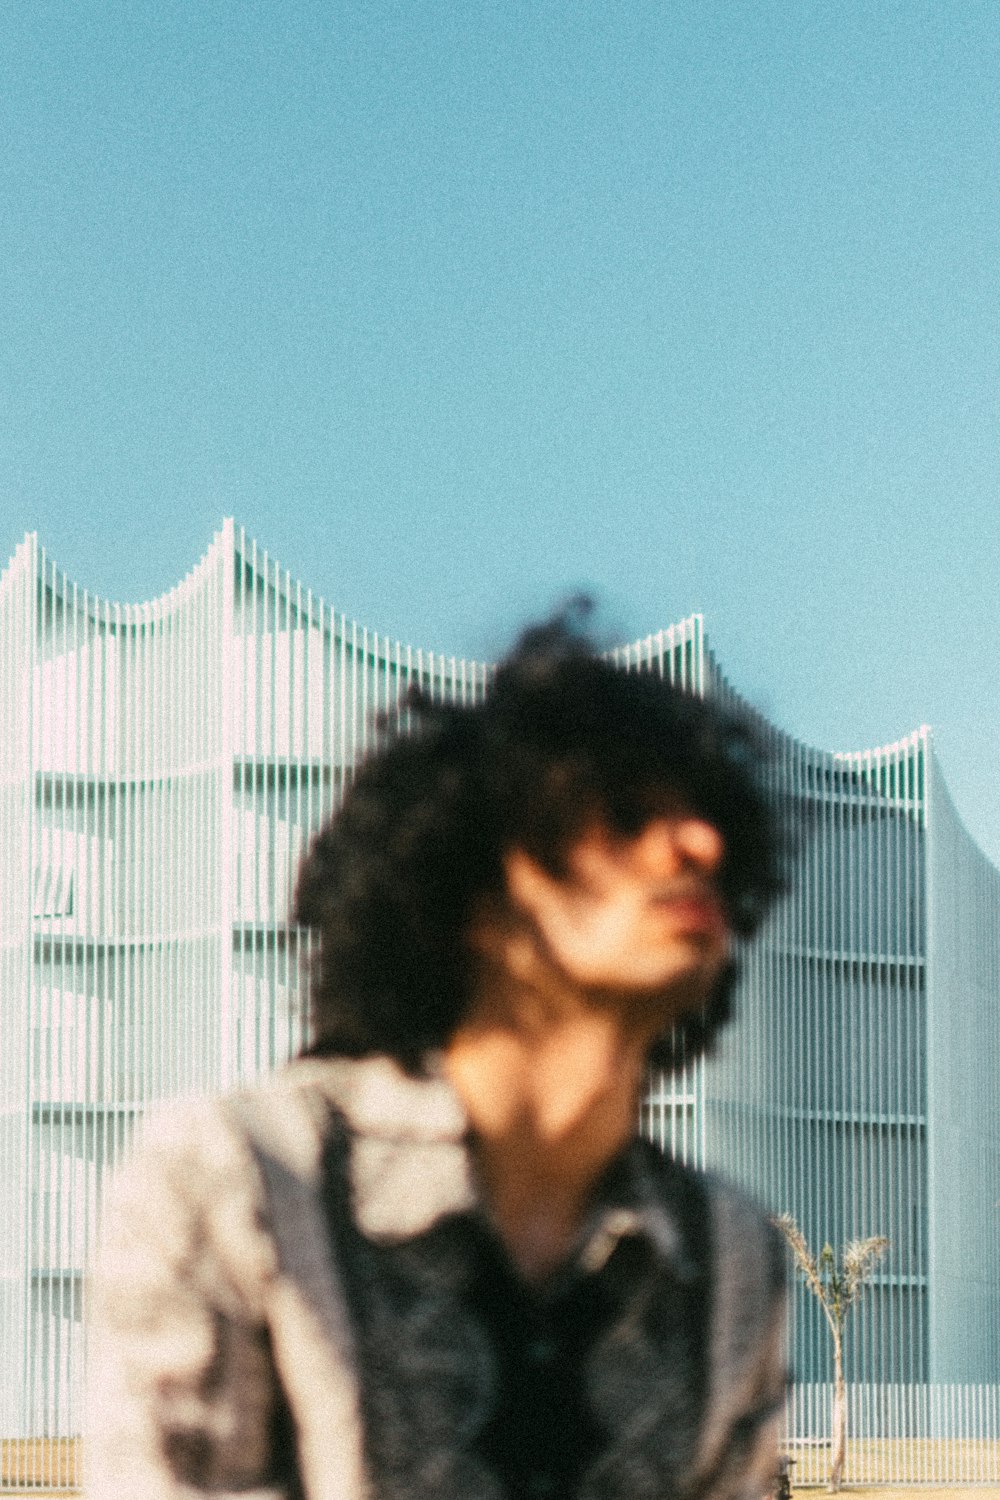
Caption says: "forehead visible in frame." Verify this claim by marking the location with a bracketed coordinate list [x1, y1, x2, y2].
[603, 780, 702, 829]
[562, 799, 712, 862]
[508, 771, 714, 880]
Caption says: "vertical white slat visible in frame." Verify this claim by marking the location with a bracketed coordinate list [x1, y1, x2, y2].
[299, 582, 312, 1061]
[234, 530, 248, 1078]
[282, 566, 296, 1063]
[203, 559, 213, 1086]
[177, 576, 185, 1089]
[170, 572, 180, 1100]
[266, 552, 276, 1071]
[277, 555, 288, 1065]
[198, 569, 208, 1089]
[57, 560, 68, 1458]
[249, 545, 258, 1073]
[243, 536, 254, 1075]
[64, 570, 79, 1455]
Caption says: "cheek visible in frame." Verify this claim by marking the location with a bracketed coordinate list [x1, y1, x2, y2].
[530, 897, 639, 981]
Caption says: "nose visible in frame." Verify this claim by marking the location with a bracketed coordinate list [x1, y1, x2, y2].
[637, 815, 725, 876]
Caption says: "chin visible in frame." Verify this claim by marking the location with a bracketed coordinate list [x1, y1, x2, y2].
[617, 968, 716, 1019]
[655, 961, 725, 1010]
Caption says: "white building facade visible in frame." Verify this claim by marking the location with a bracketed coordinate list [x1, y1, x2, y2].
[2, 521, 999, 1454]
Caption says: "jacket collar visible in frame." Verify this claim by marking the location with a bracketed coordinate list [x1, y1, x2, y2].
[292, 1053, 692, 1277]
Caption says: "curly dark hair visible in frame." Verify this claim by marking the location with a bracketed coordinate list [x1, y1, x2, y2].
[294, 608, 784, 1073]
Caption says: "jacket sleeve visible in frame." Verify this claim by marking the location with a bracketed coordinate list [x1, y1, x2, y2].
[714, 1285, 787, 1500]
[697, 1184, 789, 1500]
[85, 1099, 290, 1500]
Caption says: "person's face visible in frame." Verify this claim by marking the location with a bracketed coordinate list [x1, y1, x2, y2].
[503, 808, 730, 1003]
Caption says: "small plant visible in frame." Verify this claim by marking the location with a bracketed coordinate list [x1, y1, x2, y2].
[774, 1213, 889, 1492]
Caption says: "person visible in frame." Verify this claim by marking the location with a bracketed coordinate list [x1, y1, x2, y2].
[86, 607, 788, 1500]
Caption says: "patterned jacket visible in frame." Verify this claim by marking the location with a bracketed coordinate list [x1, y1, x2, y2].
[86, 1055, 786, 1500]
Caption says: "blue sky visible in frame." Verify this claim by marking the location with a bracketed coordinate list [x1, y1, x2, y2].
[5, 1, 1000, 861]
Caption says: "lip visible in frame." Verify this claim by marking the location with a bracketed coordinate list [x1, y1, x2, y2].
[652, 890, 727, 934]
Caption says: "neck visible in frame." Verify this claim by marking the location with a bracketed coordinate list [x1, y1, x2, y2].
[442, 942, 659, 1282]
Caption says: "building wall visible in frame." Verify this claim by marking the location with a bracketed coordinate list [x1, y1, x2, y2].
[0, 537, 35, 1439]
[0, 523, 490, 1437]
[2, 529, 236, 1437]
[1, 521, 999, 1439]
[707, 718, 931, 1383]
[925, 756, 1000, 1380]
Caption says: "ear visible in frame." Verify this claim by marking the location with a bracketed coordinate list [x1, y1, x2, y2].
[503, 847, 560, 919]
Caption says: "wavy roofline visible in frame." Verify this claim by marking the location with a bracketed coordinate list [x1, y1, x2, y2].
[1, 518, 945, 768]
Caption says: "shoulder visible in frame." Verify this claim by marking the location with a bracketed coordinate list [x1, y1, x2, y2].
[702, 1172, 785, 1302]
[636, 1142, 783, 1296]
[87, 1086, 305, 1496]
[632, 1140, 779, 1296]
[104, 1058, 345, 1248]
[118, 1053, 392, 1191]
[674, 1167, 786, 1413]
[95, 1087, 288, 1325]
[633, 1143, 786, 1406]
[110, 1053, 472, 1255]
